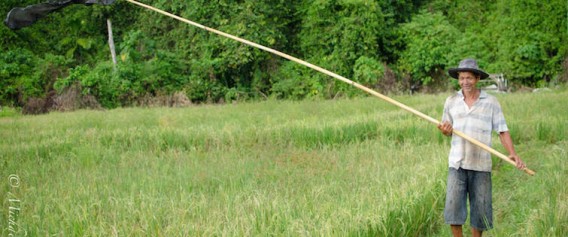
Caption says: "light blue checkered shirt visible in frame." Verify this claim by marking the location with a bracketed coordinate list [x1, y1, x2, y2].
[442, 90, 509, 172]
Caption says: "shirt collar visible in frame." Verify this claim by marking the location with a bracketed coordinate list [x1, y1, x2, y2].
[457, 89, 487, 99]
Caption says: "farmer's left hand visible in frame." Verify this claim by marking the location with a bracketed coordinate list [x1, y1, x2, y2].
[509, 154, 526, 170]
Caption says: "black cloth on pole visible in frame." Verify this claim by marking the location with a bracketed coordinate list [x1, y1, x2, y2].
[4, 0, 115, 30]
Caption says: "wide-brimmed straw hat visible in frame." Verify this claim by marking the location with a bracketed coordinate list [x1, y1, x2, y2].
[448, 58, 489, 79]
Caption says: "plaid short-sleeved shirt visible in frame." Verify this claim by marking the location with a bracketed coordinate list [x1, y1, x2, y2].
[442, 90, 508, 172]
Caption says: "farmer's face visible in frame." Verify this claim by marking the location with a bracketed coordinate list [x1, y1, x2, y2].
[458, 71, 479, 93]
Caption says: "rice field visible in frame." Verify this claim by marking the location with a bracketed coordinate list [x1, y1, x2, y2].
[1, 89, 567, 236]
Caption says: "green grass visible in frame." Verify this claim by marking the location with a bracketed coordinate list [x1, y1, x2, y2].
[1, 90, 567, 236]
[0, 106, 20, 118]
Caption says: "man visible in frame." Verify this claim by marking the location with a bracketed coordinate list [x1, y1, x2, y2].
[437, 58, 526, 237]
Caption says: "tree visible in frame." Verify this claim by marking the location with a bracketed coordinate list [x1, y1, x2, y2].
[487, 0, 568, 86]
[398, 11, 459, 89]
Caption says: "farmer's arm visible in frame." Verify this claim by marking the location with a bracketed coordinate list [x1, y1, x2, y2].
[499, 131, 526, 169]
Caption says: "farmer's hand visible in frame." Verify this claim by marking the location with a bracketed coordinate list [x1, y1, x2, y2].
[509, 154, 526, 170]
[437, 121, 453, 136]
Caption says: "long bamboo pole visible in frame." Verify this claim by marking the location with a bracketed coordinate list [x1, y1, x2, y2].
[125, 0, 535, 176]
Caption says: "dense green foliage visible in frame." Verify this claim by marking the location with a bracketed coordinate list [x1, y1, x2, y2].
[1, 90, 567, 235]
[1, 0, 567, 107]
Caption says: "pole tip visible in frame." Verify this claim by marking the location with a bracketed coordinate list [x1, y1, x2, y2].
[524, 168, 536, 176]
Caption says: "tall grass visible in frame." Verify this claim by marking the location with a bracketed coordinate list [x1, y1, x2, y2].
[1, 89, 566, 236]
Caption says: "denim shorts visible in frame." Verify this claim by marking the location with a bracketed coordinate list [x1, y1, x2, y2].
[444, 167, 493, 230]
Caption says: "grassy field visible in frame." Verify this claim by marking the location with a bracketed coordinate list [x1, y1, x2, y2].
[1, 89, 567, 236]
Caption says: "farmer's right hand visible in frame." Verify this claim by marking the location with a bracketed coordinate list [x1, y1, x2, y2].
[437, 121, 453, 136]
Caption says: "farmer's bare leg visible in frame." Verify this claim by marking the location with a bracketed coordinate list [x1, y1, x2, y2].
[450, 225, 463, 237]
[472, 227, 483, 237]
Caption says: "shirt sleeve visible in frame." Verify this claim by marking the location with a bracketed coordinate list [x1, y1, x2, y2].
[441, 97, 453, 124]
[492, 99, 509, 133]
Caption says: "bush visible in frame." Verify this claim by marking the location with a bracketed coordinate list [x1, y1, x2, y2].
[270, 62, 324, 100]
[183, 75, 227, 103]
[0, 50, 72, 107]
[0, 49, 37, 106]
[53, 83, 102, 112]
[22, 97, 50, 115]
[54, 45, 195, 107]
[353, 56, 385, 93]
[399, 11, 458, 90]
